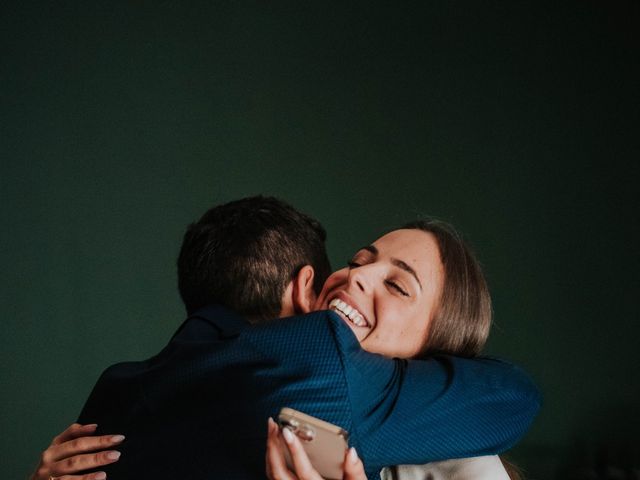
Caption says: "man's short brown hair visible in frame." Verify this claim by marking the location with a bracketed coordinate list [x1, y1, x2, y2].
[178, 196, 331, 321]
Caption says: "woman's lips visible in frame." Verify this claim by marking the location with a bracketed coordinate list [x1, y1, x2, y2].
[328, 298, 370, 328]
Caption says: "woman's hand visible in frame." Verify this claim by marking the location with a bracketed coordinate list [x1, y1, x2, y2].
[30, 423, 124, 480]
[265, 418, 366, 480]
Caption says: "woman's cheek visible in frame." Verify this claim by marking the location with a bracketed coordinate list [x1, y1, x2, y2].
[316, 269, 349, 309]
[326, 269, 349, 290]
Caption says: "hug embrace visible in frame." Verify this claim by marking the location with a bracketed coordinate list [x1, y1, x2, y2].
[33, 196, 540, 480]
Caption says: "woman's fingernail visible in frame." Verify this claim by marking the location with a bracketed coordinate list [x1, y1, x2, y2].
[267, 417, 275, 434]
[106, 450, 121, 460]
[348, 447, 358, 464]
[94, 472, 107, 480]
[110, 435, 125, 443]
[282, 427, 294, 445]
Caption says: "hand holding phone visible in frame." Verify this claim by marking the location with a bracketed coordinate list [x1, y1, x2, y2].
[276, 408, 350, 480]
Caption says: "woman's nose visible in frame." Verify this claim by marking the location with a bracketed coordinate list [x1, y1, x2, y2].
[349, 267, 372, 294]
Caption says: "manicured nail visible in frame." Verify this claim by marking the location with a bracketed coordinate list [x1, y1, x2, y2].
[85, 423, 98, 429]
[348, 447, 358, 464]
[282, 427, 294, 444]
[94, 472, 107, 480]
[106, 450, 121, 460]
[267, 417, 276, 434]
[110, 435, 125, 443]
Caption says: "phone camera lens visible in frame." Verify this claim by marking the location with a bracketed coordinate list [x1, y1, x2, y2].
[298, 426, 315, 442]
[282, 419, 299, 432]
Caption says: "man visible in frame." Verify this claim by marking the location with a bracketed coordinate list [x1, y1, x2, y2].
[59, 196, 538, 479]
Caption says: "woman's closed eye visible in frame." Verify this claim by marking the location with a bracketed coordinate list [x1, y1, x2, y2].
[385, 280, 409, 296]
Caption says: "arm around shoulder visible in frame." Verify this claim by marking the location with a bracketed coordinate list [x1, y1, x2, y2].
[344, 351, 541, 469]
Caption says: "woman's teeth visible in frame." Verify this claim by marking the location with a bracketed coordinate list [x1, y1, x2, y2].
[329, 299, 368, 327]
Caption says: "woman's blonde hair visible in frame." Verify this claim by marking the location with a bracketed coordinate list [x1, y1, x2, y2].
[402, 219, 492, 358]
[404, 220, 523, 479]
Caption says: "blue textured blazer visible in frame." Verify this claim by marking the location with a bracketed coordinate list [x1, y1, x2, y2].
[79, 305, 540, 479]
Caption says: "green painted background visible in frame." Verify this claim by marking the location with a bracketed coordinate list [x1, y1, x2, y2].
[2, 2, 638, 478]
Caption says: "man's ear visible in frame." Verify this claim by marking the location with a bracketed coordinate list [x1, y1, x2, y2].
[292, 265, 316, 314]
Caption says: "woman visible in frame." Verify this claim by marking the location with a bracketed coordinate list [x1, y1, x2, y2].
[316, 219, 491, 360]
[266, 219, 520, 480]
[32, 220, 522, 480]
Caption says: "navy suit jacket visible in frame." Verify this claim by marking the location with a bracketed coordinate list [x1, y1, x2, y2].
[79, 305, 540, 479]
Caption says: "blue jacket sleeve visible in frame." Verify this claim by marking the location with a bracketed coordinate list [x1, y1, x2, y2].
[327, 313, 541, 471]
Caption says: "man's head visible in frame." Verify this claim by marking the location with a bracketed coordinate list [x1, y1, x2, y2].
[178, 196, 332, 322]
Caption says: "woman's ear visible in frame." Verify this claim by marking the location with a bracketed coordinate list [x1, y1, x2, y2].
[292, 265, 316, 314]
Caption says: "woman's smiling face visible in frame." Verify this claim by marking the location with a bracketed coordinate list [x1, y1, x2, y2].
[315, 229, 445, 359]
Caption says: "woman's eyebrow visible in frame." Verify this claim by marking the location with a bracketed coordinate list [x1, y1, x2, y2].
[362, 245, 422, 290]
[390, 258, 422, 291]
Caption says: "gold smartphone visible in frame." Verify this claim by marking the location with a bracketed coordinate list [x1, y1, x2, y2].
[277, 407, 350, 480]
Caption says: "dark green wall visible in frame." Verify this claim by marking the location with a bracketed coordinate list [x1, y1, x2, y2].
[2, 2, 638, 478]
